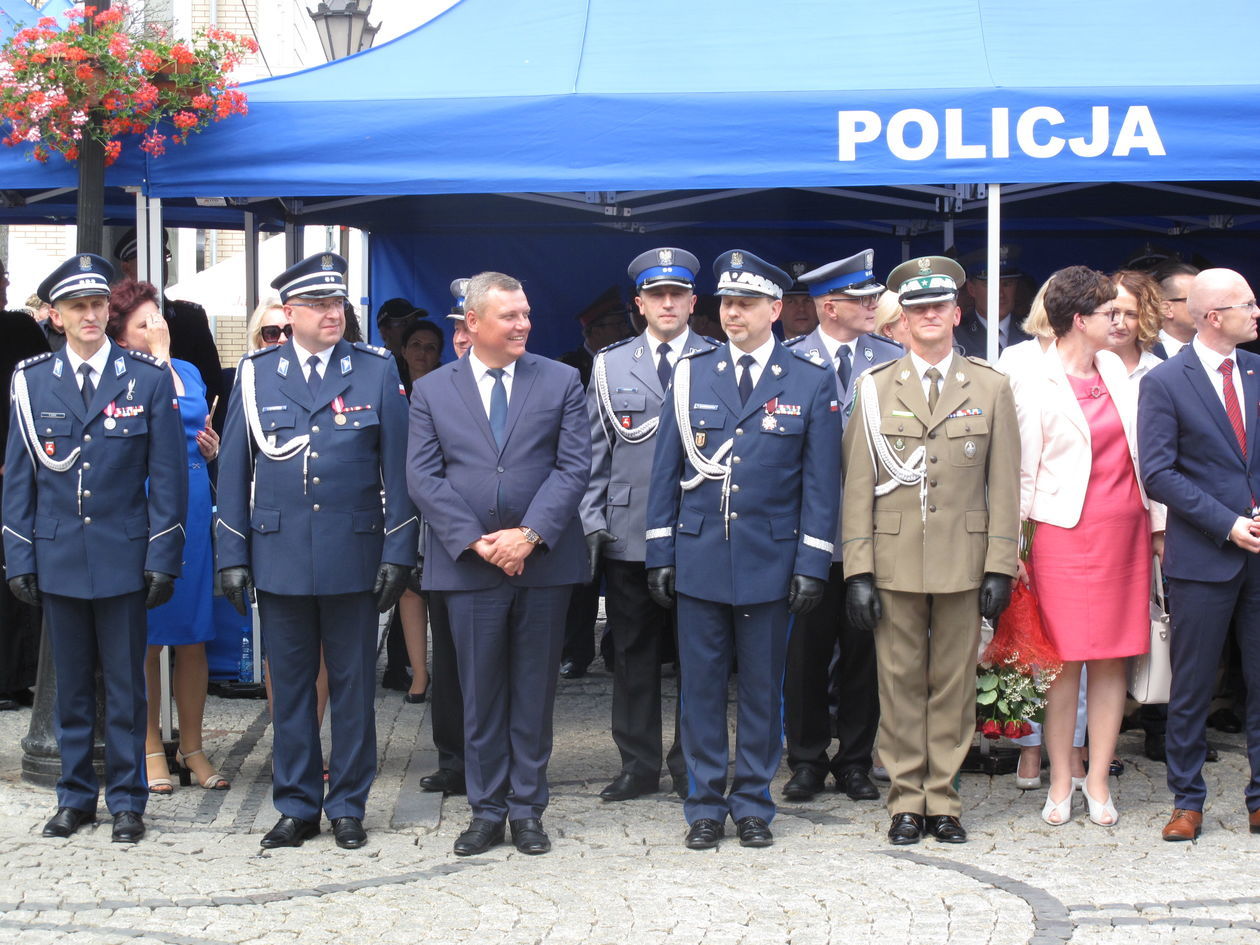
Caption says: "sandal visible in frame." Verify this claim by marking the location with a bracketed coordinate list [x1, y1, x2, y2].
[1041, 786, 1074, 825]
[1082, 782, 1118, 826]
[146, 751, 174, 796]
[175, 748, 230, 790]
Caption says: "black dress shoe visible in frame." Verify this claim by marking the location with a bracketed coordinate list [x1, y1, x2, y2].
[111, 811, 145, 843]
[835, 767, 880, 801]
[509, 817, 552, 854]
[331, 816, 367, 849]
[454, 818, 504, 856]
[0, 697, 17, 711]
[1207, 745, 1220, 763]
[1144, 732, 1166, 762]
[259, 815, 320, 848]
[599, 772, 660, 802]
[403, 689, 428, 704]
[559, 660, 587, 679]
[925, 814, 968, 843]
[684, 818, 724, 850]
[888, 812, 925, 845]
[42, 807, 96, 838]
[672, 773, 690, 798]
[735, 816, 774, 848]
[381, 667, 411, 692]
[782, 767, 826, 801]
[419, 769, 466, 796]
[1208, 708, 1244, 734]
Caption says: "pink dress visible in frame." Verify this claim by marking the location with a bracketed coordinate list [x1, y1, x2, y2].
[1030, 374, 1151, 660]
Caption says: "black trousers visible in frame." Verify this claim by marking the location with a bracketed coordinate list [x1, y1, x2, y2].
[561, 579, 599, 669]
[782, 562, 879, 775]
[427, 591, 464, 774]
[604, 559, 684, 781]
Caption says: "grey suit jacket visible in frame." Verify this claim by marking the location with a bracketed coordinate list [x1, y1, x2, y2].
[786, 329, 902, 561]
[579, 328, 714, 562]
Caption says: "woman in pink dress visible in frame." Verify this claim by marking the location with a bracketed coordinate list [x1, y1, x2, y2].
[1009, 266, 1165, 828]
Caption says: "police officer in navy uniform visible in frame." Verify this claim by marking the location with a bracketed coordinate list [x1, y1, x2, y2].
[215, 252, 417, 850]
[582, 248, 715, 803]
[781, 251, 902, 803]
[4, 254, 187, 843]
[645, 250, 842, 850]
[955, 245, 1033, 359]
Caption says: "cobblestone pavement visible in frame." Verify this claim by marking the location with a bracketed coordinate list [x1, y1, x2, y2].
[2, 656, 1259, 945]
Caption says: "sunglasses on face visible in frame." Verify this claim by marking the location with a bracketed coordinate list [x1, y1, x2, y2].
[260, 324, 294, 343]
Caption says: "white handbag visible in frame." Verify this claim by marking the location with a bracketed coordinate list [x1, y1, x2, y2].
[1129, 556, 1171, 704]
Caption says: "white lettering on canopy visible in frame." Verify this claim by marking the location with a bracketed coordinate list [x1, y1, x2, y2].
[837, 105, 1166, 162]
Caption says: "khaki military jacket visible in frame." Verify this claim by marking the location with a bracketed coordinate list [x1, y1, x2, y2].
[841, 352, 1020, 594]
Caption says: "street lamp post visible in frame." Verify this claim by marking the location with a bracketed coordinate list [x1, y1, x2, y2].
[308, 1, 380, 62]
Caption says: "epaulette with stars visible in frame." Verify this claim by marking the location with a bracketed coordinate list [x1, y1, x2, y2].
[353, 341, 391, 359]
[680, 345, 717, 360]
[788, 347, 830, 369]
[126, 349, 165, 369]
[783, 334, 807, 347]
[15, 351, 53, 370]
[243, 344, 281, 360]
[597, 336, 635, 355]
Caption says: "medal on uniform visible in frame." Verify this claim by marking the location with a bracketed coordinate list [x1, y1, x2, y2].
[103, 418, 117, 430]
[44, 441, 55, 455]
[125, 378, 136, 401]
[893, 437, 905, 451]
[762, 397, 779, 431]
[332, 394, 348, 424]
[964, 440, 977, 458]
[762, 415, 777, 431]
[103, 401, 117, 430]
[620, 415, 632, 429]
[694, 431, 706, 448]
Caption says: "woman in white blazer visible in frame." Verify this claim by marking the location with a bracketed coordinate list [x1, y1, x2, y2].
[1011, 266, 1165, 830]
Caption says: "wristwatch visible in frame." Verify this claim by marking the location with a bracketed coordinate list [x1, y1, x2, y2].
[519, 526, 542, 546]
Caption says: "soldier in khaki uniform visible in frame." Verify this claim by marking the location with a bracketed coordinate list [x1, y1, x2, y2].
[841, 256, 1020, 846]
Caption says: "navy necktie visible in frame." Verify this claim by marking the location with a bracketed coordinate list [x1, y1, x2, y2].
[487, 367, 508, 448]
[656, 342, 672, 392]
[305, 355, 322, 398]
[737, 354, 755, 404]
[78, 363, 95, 410]
[837, 344, 852, 390]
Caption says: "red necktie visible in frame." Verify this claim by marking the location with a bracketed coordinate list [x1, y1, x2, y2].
[1220, 358, 1247, 456]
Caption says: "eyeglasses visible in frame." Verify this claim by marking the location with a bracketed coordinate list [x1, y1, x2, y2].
[289, 299, 346, 315]
[1085, 308, 1125, 323]
[1212, 300, 1259, 314]
[831, 294, 880, 310]
[1164, 297, 1187, 304]
[260, 324, 294, 343]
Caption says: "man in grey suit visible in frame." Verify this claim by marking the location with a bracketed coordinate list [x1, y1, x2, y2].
[407, 272, 590, 857]
[582, 248, 715, 803]
[783, 250, 902, 803]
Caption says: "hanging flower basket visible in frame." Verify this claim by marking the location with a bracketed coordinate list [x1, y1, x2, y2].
[0, 4, 256, 164]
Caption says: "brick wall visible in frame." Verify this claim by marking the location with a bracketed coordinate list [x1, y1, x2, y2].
[214, 313, 249, 368]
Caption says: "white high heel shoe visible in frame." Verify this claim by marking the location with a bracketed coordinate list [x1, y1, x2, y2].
[1041, 787, 1073, 825]
[1082, 782, 1118, 826]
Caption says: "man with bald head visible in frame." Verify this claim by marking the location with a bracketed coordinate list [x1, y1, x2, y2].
[1138, 267, 1260, 842]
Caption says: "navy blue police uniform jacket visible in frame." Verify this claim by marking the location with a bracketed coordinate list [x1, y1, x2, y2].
[3, 343, 187, 597]
[214, 339, 418, 595]
[645, 341, 843, 605]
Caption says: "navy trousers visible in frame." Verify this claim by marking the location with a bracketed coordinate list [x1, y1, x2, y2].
[257, 590, 378, 821]
[676, 593, 791, 825]
[44, 591, 149, 814]
[445, 583, 570, 822]
[1167, 563, 1260, 813]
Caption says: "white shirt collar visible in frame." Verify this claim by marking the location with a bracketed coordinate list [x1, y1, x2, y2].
[816, 331, 845, 364]
[1160, 329, 1190, 357]
[909, 349, 954, 381]
[728, 335, 776, 372]
[645, 329, 688, 359]
[1192, 335, 1236, 374]
[64, 341, 112, 384]
[468, 348, 516, 381]
[291, 340, 334, 373]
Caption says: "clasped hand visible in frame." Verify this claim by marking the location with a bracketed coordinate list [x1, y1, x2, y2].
[472, 529, 534, 576]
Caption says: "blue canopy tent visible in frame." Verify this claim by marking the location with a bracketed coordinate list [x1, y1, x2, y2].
[3, 0, 1259, 353]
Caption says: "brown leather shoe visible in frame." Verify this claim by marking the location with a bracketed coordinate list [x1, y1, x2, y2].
[1162, 808, 1202, 841]
[1249, 808, 1260, 835]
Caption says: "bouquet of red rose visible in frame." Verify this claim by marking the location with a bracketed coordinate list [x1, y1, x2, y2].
[975, 581, 1062, 740]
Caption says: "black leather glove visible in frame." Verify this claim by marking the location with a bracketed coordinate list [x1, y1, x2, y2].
[406, 555, 424, 596]
[7, 573, 40, 608]
[979, 572, 1014, 622]
[584, 529, 616, 585]
[845, 573, 883, 632]
[787, 574, 826, 616]
[374, 562, 411, 613]
[144, 571, 176, 610]
[219, 566, 254, 617]
[646, 566, 676, 609]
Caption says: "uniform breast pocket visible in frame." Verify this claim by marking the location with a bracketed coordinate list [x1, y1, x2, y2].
[260, 409, 294, 434]
[104, 418, 149, 467]
[36, 418, 72, 439]
[945, 416, 989, 466]
[336, 409, 380, 459]
[761, 415, 804, 466]
[607, 481, 631, 507]
[689, 409, 726, 432]
[612, 393, 647, 415]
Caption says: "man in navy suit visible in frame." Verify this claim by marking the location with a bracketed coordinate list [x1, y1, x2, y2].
[4, 254, 187, 843]
[646, 250, 842, 850]
[216, 252, 416, 851]
[1139, 267, 1260, 842]
[407, 271, 590, 857]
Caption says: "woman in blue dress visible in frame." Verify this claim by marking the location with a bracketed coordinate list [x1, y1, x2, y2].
[108, 280, 229, 793]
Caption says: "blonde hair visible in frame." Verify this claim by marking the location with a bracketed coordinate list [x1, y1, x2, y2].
[1019, 281, 1054, 339]
[246, 296, 285, 350]
[873, 291, 902, 339]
